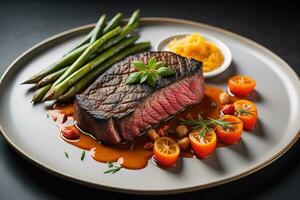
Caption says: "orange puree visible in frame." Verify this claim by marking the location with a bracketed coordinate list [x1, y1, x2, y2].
[167, 33, 224, 72]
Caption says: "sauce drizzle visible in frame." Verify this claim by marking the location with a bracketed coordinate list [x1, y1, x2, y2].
[49, 86, 234, 170]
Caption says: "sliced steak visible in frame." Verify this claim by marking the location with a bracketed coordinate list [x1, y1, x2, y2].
[74, 51, 205, 144]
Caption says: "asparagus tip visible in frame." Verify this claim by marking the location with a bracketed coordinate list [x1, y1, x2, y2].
[31, 96, 38, 103]
[22, 74, 40, 84]
[35, 83, 42, 88]
[21, 79, 34, 84]
[31, 92, 41, 103]
[42, 89, 55, 102]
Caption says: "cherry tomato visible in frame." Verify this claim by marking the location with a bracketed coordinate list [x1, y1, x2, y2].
[234, 100, 258, 131]
[61, 126, 79, 140]
[189, 130, 217, 158]
[228, 75, 256, 97]
[221, 104, 235, 115]
[215, 115, 243, 145]
[153, 137, 180, 167]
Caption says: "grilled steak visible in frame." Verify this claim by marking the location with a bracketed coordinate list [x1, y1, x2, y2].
[74, 51, 205, 144]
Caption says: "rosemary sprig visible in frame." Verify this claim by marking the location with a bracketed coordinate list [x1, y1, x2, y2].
[208, 118, 237, 131]
[235, 107, 254, 116]
[104, 166, 122, 174]
[107, 162, 114, 168]
[80, 151, 85, 161]
[199, 128, 206, 138]
[104, 162, 122, 174]
[234, 103, 255, 116]
[180, 114, 241, 137]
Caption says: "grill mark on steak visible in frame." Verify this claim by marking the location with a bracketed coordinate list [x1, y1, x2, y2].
[149, 96, 168, 119]
[164, 89, 182, 111]
[75, 51, 204, 144]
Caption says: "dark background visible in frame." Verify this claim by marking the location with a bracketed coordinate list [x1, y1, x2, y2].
[0, 0, 299, 199]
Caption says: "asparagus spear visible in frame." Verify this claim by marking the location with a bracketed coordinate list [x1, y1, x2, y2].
[36, 67, 69, 88]
[87, 10, 139, 58]
[24, 10, 138, 85]
[67, 29, 95, 54]
[96, 10, 140, 53]
[89, 14, 106, 45]
[127, 9, 140, 26]
[66, 21, 138, 67]
[23, 44, 89, 84]
[22, 43, 89, 84]
[58, 42, 151, 102]
[25, 18, 138, 86]
[102, 13, 122, 34]
[32, 84, 52, 103]
[67, 13, 122, 54]
[54, 26, 121, 86]
[97, 21, 138, 53]
[43, 35, 140, 101]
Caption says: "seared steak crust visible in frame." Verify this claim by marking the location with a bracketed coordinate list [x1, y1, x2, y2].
[75, 51, 204, 144]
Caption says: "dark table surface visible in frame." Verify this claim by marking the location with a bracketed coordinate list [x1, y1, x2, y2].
[0, 0, 299, 199]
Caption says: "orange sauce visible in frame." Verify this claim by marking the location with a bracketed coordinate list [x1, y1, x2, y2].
[67, 132, 152, 169]
[49, 86, 236, 170]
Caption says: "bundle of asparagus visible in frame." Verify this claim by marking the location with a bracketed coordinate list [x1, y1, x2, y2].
[23, 10, 151, 103]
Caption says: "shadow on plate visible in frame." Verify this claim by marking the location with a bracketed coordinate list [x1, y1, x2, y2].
[246, 90, 263, 103]
[24, 85, 36, 94]
[227, 139, 253, 161]
[165, 157, 183, 174]
[201, 151, 226, 174]
[206, 61, 237, 84]
[251, 119, 268, 139]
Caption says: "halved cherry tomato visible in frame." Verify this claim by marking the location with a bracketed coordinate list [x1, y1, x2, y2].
[153, 137, 180, 167]
[189, 130, 217, 158]
[221, 104, 235, 115]
[228, 75, 256, 97]
[234, 100, 258, 131]
[61, 126, 79, 140]
[215, 115, 243, 145]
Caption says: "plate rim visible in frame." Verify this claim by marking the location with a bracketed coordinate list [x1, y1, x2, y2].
[0, 17, 300, 195]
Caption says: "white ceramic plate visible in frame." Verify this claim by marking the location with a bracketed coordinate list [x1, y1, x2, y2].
[156, 33, 232, 78]
[0, 18, 299, 194]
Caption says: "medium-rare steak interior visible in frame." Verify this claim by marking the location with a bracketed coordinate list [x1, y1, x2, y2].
[74, 51, 205, 144]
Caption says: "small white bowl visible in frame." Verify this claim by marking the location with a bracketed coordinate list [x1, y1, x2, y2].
[156, 33, 232, 78]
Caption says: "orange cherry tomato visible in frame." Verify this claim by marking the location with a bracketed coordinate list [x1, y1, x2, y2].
[189, 130, 217, 158]
[228, 75, 256, 97]
[215, 115, 243, 145]
[153, 137, 180, 167]
[233, 100, 258, 131]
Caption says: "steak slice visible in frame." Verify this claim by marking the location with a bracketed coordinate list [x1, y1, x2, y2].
[74, 51, 205, 144]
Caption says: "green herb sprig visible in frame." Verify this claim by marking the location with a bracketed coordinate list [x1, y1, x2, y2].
[126, 56, 175, 87]
[180, 114, 240, 138]
[210, 101, 217, 108]
[64, 152, 69, 158]
[234, 104, 254, 116]
[104, 162, 122, 174]
[80, 151, 85, 161]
